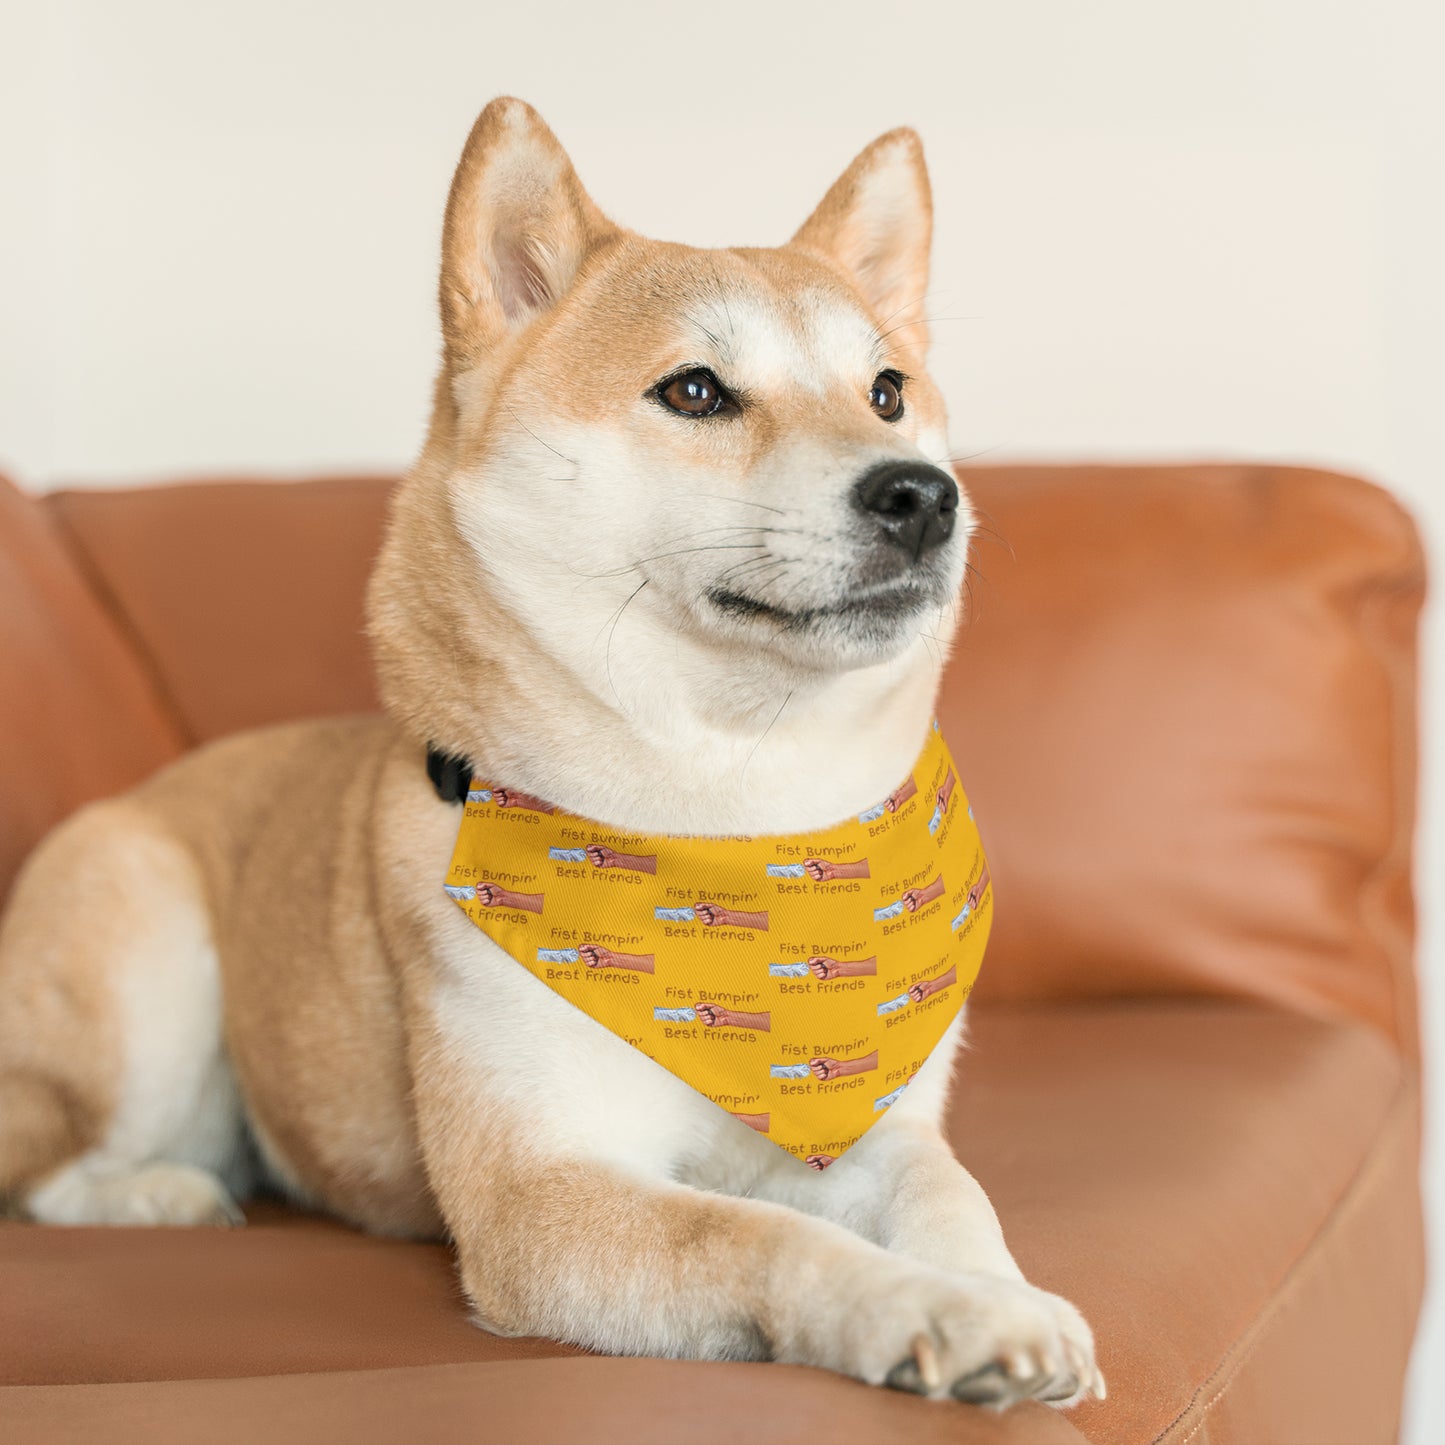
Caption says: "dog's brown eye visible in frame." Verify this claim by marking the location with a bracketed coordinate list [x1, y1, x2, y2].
[659, 369, 723, 417]
[869, 371, 904, 421]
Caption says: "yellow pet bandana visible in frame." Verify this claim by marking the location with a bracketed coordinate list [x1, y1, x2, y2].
[443, 723, 991, 1167]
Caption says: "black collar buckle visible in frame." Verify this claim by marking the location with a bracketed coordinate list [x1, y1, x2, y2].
[426, 745, 473, 805]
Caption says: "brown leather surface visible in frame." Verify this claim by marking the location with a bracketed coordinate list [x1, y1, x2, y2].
[1153, 1077, 1422, 1445]
[0, 1359, 1091, 1445]
[0, 474, 183, 903]
[946, 464, 1425, 1060]
[0, 463, 1424, 1442]
[47, 476, 390, 745]
[0, 1003, 1420, 1444]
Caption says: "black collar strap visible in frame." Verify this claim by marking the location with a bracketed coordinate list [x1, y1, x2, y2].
[426, 744, 474, 805]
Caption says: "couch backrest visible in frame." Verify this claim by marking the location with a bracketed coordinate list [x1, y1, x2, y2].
[7, 464, 1423, 1058]
[942, 464, 1422, 1062]
[47, 477, 391, 742]
[0, 474, 185, 897]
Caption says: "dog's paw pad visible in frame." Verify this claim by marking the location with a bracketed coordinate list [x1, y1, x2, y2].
[885, 1359, 927, 1395]
[1038, 1372, 1081, 1403]
[951, 1362, 1013, 1405]
[885, 1332, 941, 1394]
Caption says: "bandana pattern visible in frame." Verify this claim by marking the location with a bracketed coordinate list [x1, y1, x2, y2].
[444, 724, 991, 1166]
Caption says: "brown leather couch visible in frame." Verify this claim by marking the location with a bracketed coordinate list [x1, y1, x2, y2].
[0, 462, 1426, 1445]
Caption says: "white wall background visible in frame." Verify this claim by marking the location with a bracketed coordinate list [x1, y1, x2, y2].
[1, 0, 1440, 1434]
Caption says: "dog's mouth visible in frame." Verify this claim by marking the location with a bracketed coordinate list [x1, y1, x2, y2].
[705, 578, 937, 630]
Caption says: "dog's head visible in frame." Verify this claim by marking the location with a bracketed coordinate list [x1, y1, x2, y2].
[371, 99, 970, 763]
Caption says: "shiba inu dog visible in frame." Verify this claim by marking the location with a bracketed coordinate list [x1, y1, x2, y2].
[0, 98, 1102, 1408]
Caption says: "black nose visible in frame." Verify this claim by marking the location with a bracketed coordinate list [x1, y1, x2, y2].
[852, 460, 960, 560]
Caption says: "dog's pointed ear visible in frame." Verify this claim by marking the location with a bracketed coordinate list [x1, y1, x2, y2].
[440, 98, 617, 367]
[791, 128, 933, 352]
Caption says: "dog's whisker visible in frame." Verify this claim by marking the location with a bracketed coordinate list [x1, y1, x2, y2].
[962, 560, 989, 606]
[869, 291, 950, 356]
[961, 505, 1016, 562]
[713, 560, 779, 590]
[711, 556, 793, 599]
[633, 543, 775, 565]
[616, 523, 819, 575]
[671, 523, 788, 537]
[568, 528, 795, 582]
[601, 578, 650, 708]
[715, 550, 794, 584]
[694, 494, 795, 517]
[708, 566, 777, 598]
[577, 542, 776, 581]
[741, 688, 794, 780]
[957, 561, 986, 620]
[501, 402, 580, 470]
[930, 444, 1010, 485]
[879, 313, 981, 345]
[875, 306, 978, 355]
[874, 289, 944, 328]
[772, 556, 837, 616]
[731, 553, 794, 582]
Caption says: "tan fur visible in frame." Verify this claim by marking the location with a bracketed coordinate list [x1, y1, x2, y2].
[1, 721, 433, 1230]
[0, 98, 1101, 1405]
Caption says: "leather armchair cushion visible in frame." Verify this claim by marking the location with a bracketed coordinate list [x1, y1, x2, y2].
[5, 462, 1421, 1443]
[0, 1003, 1421, 1444]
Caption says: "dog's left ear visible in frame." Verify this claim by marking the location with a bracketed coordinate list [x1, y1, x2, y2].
[791, 129, 933, 353]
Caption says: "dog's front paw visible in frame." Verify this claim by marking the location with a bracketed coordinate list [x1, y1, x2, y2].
[822, 1267, 1104, 1408]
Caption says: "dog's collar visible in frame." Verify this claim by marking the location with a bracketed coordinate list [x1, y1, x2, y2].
[426, 744, 473, 804]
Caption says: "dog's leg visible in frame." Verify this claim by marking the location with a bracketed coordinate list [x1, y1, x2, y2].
[763, 1116, 1025, 1275]
[0, 800, 248, 1225]
[750, 1024, 1104, 1405]
[759, 1021, 1022, 1276]
[789, 1120, 1102, 1406]
[415, 1046, 1096, 1404]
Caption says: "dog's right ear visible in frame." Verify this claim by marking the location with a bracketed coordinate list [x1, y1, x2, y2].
[439, 98, 616, 368]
